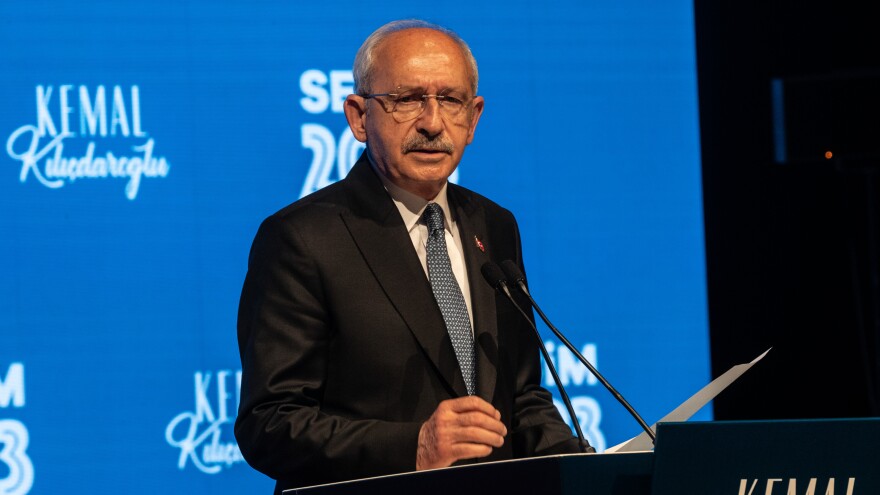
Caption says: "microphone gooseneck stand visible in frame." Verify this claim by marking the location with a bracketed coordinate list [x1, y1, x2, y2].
[480, 262, 591, 453]
[499, 260, 656, 444]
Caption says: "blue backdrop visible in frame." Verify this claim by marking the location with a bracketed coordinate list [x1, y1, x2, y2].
[0, 2, 708, 493]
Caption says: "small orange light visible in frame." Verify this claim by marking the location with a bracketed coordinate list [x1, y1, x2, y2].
[824, 151, 833, 159]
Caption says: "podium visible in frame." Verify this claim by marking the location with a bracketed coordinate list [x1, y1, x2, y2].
[651, 418, 879, 495]
[284, 419, 879, 495]
[286, 452, 652, 495]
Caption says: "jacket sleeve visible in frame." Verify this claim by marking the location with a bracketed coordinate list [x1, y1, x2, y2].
[234, 214, 422, 487]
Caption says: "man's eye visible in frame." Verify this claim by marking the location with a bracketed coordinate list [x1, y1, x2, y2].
[395, 94, 423, 104]
[439, 95, 464, 106]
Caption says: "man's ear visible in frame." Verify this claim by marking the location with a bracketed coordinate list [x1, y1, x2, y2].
[465, 95, 484, 145]
[343, 95, 368, 143]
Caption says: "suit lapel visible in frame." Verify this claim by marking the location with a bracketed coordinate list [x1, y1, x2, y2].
[339, 156, 469, 397]
[449, 185, 499, 404]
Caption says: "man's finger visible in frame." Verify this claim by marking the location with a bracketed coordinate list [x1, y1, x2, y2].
[448, 442, 494, 461]
[454, 411, 507, 437]
[451, 426, 505, 448]
[444, 396, 501, 417]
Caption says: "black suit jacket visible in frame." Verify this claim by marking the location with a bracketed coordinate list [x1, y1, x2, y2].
[235, 155, 582, 493]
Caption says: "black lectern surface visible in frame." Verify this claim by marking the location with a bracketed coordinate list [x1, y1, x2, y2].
[283, 452, 653, 495]
[651, 419, 880, 495]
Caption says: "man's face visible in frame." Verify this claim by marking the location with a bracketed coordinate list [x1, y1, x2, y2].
[344, 28, 484, 200]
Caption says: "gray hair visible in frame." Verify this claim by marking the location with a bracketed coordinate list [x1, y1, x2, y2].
[352, 19, 479, 96]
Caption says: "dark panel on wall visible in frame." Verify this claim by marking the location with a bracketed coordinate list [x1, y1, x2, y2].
[695, 0, 880, 419]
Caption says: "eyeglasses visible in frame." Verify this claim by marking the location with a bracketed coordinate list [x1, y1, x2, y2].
[362, 90, 471, 123]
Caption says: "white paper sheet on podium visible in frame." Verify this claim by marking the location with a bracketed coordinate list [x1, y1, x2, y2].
[604, 348, 771, 453]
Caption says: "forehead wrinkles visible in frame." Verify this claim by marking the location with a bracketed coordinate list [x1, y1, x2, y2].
[391, 53, 458, 90]
[406, 52, 452, 71]
[372, 30, 470, 91]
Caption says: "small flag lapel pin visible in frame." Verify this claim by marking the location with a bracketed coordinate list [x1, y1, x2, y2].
[474, 235, 485, 252]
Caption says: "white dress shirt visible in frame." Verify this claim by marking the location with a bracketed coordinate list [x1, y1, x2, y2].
[374, 170, 474, 332]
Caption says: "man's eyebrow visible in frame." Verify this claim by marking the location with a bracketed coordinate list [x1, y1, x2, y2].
[392, 85, 468, 94]
[392, 85, 425, 93]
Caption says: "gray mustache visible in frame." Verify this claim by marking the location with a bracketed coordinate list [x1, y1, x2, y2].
[402, 135, 454, 154]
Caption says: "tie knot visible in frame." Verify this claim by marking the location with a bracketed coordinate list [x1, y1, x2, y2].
[424, 203, 444, 234]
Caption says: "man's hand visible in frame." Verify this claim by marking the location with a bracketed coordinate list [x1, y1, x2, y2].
[416, 396, 507, 470]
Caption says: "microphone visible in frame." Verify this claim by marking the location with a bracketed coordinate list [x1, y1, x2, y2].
[480, 262, 592, 453]
[499, 260, 656, 444]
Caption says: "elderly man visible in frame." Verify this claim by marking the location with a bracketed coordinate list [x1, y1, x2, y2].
[235, 19, 586, 492]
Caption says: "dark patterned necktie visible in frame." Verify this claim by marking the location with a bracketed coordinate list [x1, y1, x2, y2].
[423, 203, 476, 395]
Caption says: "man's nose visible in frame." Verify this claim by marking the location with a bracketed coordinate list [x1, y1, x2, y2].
[415, 97, 443, 136]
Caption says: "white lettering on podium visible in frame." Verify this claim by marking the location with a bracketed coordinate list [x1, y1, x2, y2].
[738, 477, 856, 495]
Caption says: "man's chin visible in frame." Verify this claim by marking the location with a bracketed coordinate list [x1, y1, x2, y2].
[392, 163, 459, 199]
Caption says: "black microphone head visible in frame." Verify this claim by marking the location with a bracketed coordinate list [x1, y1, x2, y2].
[480, 262, 508, 290]
[500, 260, 526, 284]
